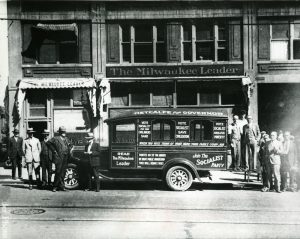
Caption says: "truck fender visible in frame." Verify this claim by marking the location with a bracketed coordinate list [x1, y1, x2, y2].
[162, 158, 203, 183]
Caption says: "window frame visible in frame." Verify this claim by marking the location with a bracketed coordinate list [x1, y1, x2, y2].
[112, 121, 136, 144]
[151, 119, 175, 141]
[181, 20, 229, 63]
[190, 120, 214, 142]
[120, 24, 166, 64]
[269, 20, 300, 61]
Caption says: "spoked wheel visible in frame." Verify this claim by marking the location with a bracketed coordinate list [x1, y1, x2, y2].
[166, 166, 193, 191]
[64, 164, 80, 190]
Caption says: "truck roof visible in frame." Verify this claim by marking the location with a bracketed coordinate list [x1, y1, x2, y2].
[105, 108, 228, 123]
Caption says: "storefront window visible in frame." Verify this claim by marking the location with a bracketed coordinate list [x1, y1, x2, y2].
[177, 83, 197, 105]
[131, 93, 150, 106]
[200, 92, 219, 104]
[53, 90, 71, 107]
[27, 90, 47, 117]
[73, 89, 88, 107]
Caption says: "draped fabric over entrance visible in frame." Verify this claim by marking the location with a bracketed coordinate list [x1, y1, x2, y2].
[16, 78, 97, 118]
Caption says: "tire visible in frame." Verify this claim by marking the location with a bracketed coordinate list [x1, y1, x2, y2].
[4, 159, 12, 168]
[165, 166, 193, 191]
[64, 163, 80, 190]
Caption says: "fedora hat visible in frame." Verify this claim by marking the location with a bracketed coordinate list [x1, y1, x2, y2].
[85, 132, 94, 140]
[41, 129, 50, 135]
[58, 126, 67, 133]
[27, 127, 35, 133]
[12, 128, 20, 134]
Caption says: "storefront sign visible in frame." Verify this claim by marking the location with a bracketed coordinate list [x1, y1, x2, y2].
[106, 64, 243, 78]
[19, 78, 96, 89]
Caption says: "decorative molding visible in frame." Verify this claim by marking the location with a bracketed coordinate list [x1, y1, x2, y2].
[258, 63, 300, 73]
[23, 66, 92, 78]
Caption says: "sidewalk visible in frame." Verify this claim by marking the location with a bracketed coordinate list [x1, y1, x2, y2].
[0, 164, 262, 188]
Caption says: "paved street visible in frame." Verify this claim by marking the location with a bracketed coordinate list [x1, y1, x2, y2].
[0, 167, 300, 239]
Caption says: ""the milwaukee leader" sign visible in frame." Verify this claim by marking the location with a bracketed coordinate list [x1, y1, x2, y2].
[106, 64, 243, 78]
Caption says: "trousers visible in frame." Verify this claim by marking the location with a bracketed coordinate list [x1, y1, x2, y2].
[11, 156, 22, 178]
[53, 154, 68, 189]
[231, 140, 241, 169]
[267, 163, 281, 191]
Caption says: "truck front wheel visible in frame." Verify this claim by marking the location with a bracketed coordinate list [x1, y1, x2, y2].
[165, 166, 193, 191]
[64, 164, 80, 190]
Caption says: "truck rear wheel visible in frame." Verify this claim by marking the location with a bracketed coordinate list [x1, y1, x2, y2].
[64, 164, 80, 190]
[165, 166, 193, 191]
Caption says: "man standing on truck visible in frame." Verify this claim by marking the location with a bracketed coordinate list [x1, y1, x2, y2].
[229, 115, 241, 171]
[243, 115, 261, 171]
[47, 126, 72, 192]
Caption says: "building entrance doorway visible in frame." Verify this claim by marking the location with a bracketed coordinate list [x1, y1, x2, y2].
[258, 83, 300, 136]
[28, 122, 48, 141]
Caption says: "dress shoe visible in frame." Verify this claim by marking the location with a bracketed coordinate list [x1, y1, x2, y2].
[18, 177, 23, 180]
[261, 187, 269, 192]
[12, 177, 16, 180]
[52, 187, 57, 192]
[29, 185, 33, 190]
[276, 190, 281, 193]
[60, 188, 68, 192]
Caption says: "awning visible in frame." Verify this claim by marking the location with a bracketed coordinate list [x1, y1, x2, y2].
[36, 23, 78, 37]
[16, 78, 97, 118]
[19, 78, 96, 89]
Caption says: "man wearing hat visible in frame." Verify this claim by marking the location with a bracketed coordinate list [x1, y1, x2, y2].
[242, 115, 261, 171]
[8, 128, 24, 180]
[23, 127, 41, 190]
[40, 129, 53, 189]
[229, 115, 242, 171]
[47, 126, 72, 192]
[83, 132, 101, 192]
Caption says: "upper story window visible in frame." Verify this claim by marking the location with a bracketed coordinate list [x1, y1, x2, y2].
[268, 20, 300, 61]
[120, 24, 167, 63]
[27, 90, 47, 117]
[182, 21, 228, 62]
[22, 22, 91, 64]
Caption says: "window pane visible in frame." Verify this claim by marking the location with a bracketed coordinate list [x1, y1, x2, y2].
[222, 91, 243, 105]
[183, 42, 192, 61]
[134, 43, 153, 63]
[73, 89, 88, 106]
[200, 92, 219, 104]
[39, 43, 56, 64]
[111, 83, 129, 106]
[157, 25, 165, 42]
[30, 108, 46, 117]
[272, 24, 289, 39]
[122, 43, 131, 62]
[54, 90, 71, 106]
[196, 42, 214, 60]
[28, 91, 47, 107]
[218, 25, 227, 41]
[131, 93, 150, 105]
[59, 42, 77, 63]
[113, 123, 136, 143]
[156, 43, 166, 62]
[177, 84, 197, 105]
[122, 25, 131, 42]
[294, 24, 300, 38]
[135, 25, 152, 42]
[152, 121, 174, 141]
[270, 41, 288, 60]
[218, 48, 227, 61]
[191, 121, 213, 141]
[152, 83, 173, 106]
[293, 40, 300, 59]
[183, 25, 192, 41]
[196, 24, 213, 40]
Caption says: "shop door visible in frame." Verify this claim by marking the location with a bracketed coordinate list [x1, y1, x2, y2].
[28, 122, 47, 142]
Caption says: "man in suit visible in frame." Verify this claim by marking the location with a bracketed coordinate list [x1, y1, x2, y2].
[23, 128, 41, 190]
[40, 129, 53, 189]
[8, 128, 24, 180]
[47, 126, 72, 192]
[281, 132, 298, 192]
[243, 115, 261, 171]
[265, 131, 283, 193]
[84, 132, 101, 192]
[229, 115, 241, 171]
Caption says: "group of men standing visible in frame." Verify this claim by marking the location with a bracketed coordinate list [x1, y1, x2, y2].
[8, 126, 72, 191]
[8, 126, 101, 192]
[229, 111, 299, 193]
[229, 111, 261, 172]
